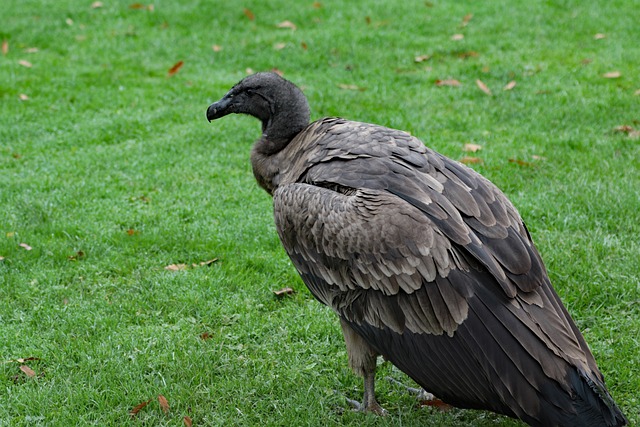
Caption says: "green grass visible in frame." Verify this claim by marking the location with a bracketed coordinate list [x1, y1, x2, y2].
[1, 0, 638, 425]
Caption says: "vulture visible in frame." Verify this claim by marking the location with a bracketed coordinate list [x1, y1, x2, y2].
[206, 72, 628, 427]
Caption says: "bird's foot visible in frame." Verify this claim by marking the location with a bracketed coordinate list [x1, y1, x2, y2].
[341, 393, 389, 416]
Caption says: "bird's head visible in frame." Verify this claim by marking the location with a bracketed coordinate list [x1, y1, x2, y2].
[206, 72, 311, 152]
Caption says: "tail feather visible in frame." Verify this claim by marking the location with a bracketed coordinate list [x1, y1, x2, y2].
[568, 369, 628, 427]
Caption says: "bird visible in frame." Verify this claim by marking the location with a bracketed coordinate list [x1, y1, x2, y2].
[206, 72, 628, 427]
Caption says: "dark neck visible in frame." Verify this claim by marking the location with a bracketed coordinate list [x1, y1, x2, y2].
[255, 94, 310, 155]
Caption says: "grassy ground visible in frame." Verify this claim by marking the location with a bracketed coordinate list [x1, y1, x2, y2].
[1, 0, 638, 425]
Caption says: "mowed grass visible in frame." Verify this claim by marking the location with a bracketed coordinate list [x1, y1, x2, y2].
[1, 0, 639, 425]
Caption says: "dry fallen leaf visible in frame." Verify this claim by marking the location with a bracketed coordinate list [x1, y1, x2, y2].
[165, 264, 187, 271]
[602, 71, 621, 79]
[503, 80, 517, 91]
[338, 83, 365, 91]
[271, 67, 284, 76]
[435, 79, 461, 87]
[594, 33, 606, 40]
[126, 228, 137, 236]
[245, 67, 254, 75]
[634, 89, 640, 96]
[19, 243, 32, 251]
[18, 60, 32, 68]
[312, 1, 322, 8]
[276, 20, 297, 30]
[68, 251, 86, 261]
[463, 143, 482, 152]
[243, 8, 255, 21]
[414, 54, 430, 63]
[130, 400, 151, 418]
[273, 42, 286, 50]
[65, 18, 74, 26]
[91, 1, 103, 8]
[200, 332, 213, 340]
[614, 125, 634, 134]
[168, 61, 184, 76]
[451, 34, 464, 41]
[460, 156, 483, 165]
[129, 3, 145, 9]
[509, 158, 533, 167]
[19, 94, 29, 101]
[212, 44, 222, 52]
[273, 287, 295, 297]
[476, 79, 492, 95]
[1, 40, 8, 56]
[19, 365, 36, 378]
[158, 395, 170, 414]
[0, 256, 4, 261]
[461, 13, 473, 26]
[532, 155, 547, 161]
[300, 41, 308, 50]
[199, 258, 218, 266]
[419, 398, 453, 411]
[458, 51, 478, 59]
[184, 416, 193, 427]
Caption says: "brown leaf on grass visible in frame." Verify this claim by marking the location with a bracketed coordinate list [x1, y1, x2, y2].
[130, 399, 151, 417]
[271, 67, 284, 76]
[419, 398, 453, 411]
[435, 79, 461, 87]
[19, 243, 32, 251]
[198, 258, 218, 267]
[532, 155, 547, 161]
[300, 41, 308, 50]
[6, 231, 15, 238]
[312, 1, 322, 8]
[503, 80, 517, 91]
[509, 158, 533, 167]
[200, 332, 213, 340]
[184, 416, 193, 427]
[158, 395, 170, 414]
[460, 156, 483, 165]
[273, 42, 286, 50]
[458, 51, 478, 59]
[165, 263, 187, 271]
[19, 365, 36, 377]
[451, 34, 464, 41]
[2, 40, 8, 56]
[91, 1, 103, 8]
[0, 256, 4, 261]
[594, 33, 606, 40]
[243, 8, 255, 21]
[273, 287, 295, 297]
[212, 44, 222, 52]
[129, 3, 148, 9]
[276, 20, 297, 30]
[463, 143, 482, 152]
[245, 67, 254, 75]
[602, 71, 621, 79]
[168, 61, 184, 76]
[68, 251, 86, 261]
[65, 18, 74, 26]
[126, 228, 137, 236]
[461, 13, 473, 27]
[414, 54, 430, 63]
[365, 16, 371, 25]
[476, 79, 492, 95]
[18, 60, 32, 68]
[614, 125, 634, 134]
[338, 83, 365, 91]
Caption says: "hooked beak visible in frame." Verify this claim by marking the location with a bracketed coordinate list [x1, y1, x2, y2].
[206, 95, 233, 122]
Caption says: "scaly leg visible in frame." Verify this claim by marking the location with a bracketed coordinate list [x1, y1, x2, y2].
[339, 318, 388, 415]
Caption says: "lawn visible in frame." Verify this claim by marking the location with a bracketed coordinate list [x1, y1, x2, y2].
[1, 0, 638, 425]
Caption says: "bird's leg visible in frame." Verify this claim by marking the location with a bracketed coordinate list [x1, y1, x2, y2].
[339, 319, 388, 416]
